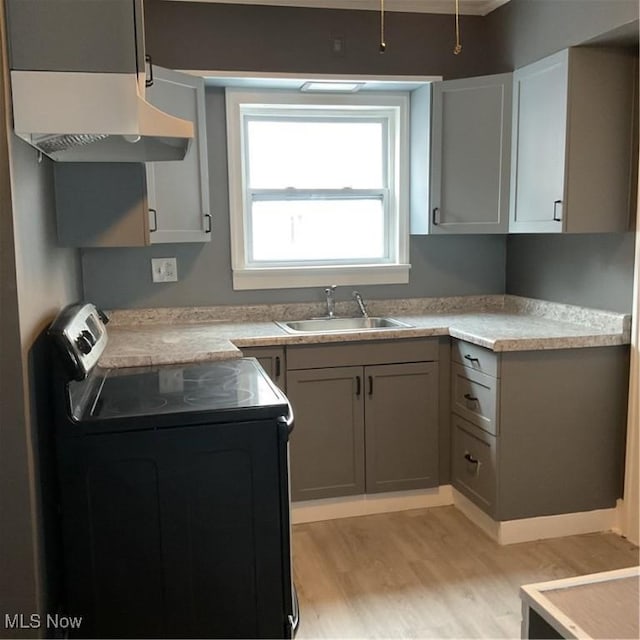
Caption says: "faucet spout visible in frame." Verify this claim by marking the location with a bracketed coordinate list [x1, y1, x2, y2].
[353, 291, 368, 318]
[324, 285, 337, 318]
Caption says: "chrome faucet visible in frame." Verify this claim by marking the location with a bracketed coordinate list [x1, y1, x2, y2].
[353, 290, 368, 318]
[324, 285, 337, 318]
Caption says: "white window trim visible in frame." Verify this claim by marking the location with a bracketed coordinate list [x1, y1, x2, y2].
[226, 89, 410, 290]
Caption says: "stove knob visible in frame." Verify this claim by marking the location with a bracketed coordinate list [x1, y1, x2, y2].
[76, 334, 92, 355]
[81, 329, 96, 346]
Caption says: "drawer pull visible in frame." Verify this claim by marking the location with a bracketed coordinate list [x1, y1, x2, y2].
[463, 354, 480, 363]
[355, 376, 361, 396]
[464, 451, 481, 476]
[464, 393, 479, 403]
[464, 452, 479, 465]
[368, 376, 374, 395]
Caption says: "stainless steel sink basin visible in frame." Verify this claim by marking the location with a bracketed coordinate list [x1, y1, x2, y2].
[276, 317, 412, 334]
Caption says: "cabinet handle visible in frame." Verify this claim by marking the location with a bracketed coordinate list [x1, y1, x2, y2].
[275, 356, 281, 379]
[368, 376, 373, 395]
[355, 376, 361, 396]
[204, 213, 212, 233]
[553, 199, 562, 222]
[145, 54, 154, 87]
[149, 208, 158, 232]
[432, 207, 440, 226]
[464, 393, 478, 403]
[463, 354, 479, 363]
[464, 452, 479, 465]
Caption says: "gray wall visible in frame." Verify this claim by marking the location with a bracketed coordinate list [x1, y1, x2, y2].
[485, 0, 639, 70]
[506, 233, 636, 313]
[1, 0, 82, 626]
[485, 0, 638, 313]
[81, 86, 506, 309]
[144, 1, 498, 80]
[79, 0, 639, 312]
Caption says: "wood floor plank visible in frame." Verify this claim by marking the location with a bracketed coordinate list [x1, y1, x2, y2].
[292, 506, 639, 639]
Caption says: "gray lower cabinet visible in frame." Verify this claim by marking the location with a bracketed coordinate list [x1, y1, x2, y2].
[364, 362, 439, 494]
[451, 339, 629, 521]
[286, 340, 439, 502]
[54, 66, 210, 247]
[287, 366, 365, 501]
[240, 346, 286, 392]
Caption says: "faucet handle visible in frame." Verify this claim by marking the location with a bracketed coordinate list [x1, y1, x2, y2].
[324, 285, 337, 294]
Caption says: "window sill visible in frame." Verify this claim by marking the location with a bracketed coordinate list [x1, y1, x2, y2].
[232, 264, 411, 290]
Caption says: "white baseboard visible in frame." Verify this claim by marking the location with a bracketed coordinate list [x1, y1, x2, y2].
[292, 485, 454, 524]
[453, 489, 619, 545]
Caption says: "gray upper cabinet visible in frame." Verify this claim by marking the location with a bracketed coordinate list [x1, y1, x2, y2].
[509, 48, 636, 233]
[54, 66, 210, 247]
[7, 0, 141, 74]
[145, 67, 211, 244]
[428, 73, 512, 234]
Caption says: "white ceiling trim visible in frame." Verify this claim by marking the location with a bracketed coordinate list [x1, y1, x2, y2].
[164, 0, 510, 17]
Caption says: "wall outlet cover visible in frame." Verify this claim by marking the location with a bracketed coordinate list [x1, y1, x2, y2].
[151, 257, 178, 283]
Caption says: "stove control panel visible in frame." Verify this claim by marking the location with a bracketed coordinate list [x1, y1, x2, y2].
[49, 303, 109, 380]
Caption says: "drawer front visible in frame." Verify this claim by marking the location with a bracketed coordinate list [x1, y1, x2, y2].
[451, 339, 500, 378]
[452, 415, 497, 517]
[451, 363, 499, 435]
[286, 338, 439, 370]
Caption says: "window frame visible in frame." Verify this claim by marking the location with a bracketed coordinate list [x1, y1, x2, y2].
[226, 89, 410, 290]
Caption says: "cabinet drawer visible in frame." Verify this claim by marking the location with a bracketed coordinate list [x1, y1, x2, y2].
[452, 415, 497, 517]
[451, 339, 500, 378]
[286, 339, 439, 370]
[451, 363, 499, 435]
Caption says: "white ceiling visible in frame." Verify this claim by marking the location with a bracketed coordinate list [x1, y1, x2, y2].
[165, 0, 511, 17]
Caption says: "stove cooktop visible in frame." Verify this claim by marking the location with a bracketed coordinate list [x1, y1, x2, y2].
[72, 358, 288, 423]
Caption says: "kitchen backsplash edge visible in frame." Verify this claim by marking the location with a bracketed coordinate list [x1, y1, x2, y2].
[105, 295, 630, 334]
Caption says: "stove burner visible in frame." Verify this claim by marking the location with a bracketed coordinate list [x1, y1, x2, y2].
[183, 388, 254, 406]
[104, 396, 169, 416]
[182, 365, 241, 385]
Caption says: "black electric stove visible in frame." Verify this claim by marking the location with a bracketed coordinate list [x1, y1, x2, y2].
[65, 358, 290, 432]
[49, 303, 299, 639]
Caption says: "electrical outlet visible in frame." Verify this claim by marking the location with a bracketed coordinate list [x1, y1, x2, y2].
[151, 257, 178, 283]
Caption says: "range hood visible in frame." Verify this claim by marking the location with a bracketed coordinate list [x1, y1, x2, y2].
[10, 70, 194, 162]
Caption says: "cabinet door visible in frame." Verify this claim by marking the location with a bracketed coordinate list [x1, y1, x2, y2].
[241, 347, 286, 392]
[53, 66, 209, 248]
[57, 432, 169, 638]
[146, 66, 211, 243]
[287, 366, 365, 501]
[430, 73, 512, 234]
[57, 421, 289, 639]
[364, 362, 439, 493]
[157, 421, 287, 639]
[510, 49, 568, 233]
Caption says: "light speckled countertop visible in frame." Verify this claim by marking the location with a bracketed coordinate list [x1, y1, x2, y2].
[99, 295, 631, 369]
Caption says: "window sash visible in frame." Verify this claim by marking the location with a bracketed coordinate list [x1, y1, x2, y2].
[245, 188, 391, 267]
[242, 113, 390, 191]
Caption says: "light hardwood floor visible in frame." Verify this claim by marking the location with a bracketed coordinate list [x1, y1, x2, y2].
[292, 506, 639, 639]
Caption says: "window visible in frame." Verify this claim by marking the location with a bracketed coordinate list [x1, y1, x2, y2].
[226, 89, 410, 290]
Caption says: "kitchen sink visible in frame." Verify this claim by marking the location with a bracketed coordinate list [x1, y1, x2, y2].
[276, 317, 412, 334]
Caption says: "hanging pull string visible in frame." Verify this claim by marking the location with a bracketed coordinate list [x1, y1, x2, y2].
[453, 0, 462, 54]
[380, 0, 386, 53]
